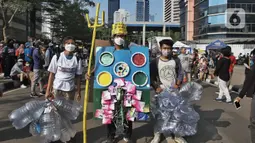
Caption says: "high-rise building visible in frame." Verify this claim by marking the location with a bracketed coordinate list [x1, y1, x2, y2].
[0, 10, 42, 41]
[164, 0, 180, 22]
[179, 0, 194, 41]
[114, 9, 130, 23]
[136, 0, 150, 21]
[192, 0, 255, 41]
[108, 0, 120, 25]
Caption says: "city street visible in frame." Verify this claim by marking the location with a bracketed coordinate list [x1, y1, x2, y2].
[0, 81, 252, 143]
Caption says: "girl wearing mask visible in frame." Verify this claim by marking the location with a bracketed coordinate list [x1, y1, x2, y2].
[45, 36, 83, 102]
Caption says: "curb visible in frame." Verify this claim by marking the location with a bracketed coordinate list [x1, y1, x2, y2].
[0, 80, 21, 93]
[204, 78, 242, 93]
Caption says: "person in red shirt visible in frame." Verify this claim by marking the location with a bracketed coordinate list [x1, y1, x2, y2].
[228, 52, 236, 87]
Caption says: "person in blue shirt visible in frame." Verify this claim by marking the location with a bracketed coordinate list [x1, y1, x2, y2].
[24, 42, 33, 69]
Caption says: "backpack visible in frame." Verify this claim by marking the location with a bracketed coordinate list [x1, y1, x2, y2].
[155, 56, 180, 77]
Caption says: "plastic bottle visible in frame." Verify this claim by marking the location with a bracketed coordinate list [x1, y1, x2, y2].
[9, 100, 46, 121]
[60, 116, 76, 142]
[9, 100, 46, 129]
[40, 111, 61, 142]
[52, 99, 82, 120]
[29, 121, 41, 136]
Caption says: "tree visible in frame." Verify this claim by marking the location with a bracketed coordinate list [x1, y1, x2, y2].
[50, 1, 94, 42]
[0, 0, 33, 42]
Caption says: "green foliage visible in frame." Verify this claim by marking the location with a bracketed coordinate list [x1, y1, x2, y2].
[47, 0, 95, 42]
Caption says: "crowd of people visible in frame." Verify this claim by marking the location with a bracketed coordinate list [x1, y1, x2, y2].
[0, 37, 88, 98]
[2, 32, 255, 143]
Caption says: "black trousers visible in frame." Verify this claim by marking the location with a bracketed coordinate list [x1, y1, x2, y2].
[4, 57, 15, 77]
[107, 120, 132, 139]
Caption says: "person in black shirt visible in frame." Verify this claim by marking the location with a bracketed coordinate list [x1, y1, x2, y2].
[235, 64, 255, 143]
[214, 46, 232, 104]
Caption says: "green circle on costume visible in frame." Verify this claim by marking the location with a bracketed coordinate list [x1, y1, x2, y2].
[132, 71, 148, 87]
[99, 52, 114, 66]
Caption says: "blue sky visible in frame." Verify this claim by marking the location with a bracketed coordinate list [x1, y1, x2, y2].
[88, 0, 163, 22]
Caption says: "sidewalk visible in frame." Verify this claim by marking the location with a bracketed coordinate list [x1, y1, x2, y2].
[0, 74, 21, 93]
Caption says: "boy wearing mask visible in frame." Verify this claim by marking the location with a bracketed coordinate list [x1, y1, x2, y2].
[150, 39, 185, 143]
[45, 36, 82, 102]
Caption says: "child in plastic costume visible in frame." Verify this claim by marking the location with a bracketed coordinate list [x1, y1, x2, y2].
[86, 23, 133, 143]
[45, 36, 83, 102]
[150, 39, 187, 143]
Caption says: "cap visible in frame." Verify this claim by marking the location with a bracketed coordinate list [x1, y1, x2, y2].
[18, 59, 24, 62]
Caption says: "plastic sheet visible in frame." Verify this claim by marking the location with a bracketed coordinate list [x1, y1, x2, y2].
[152, 82, 203, 137]
[9, 99, 81, 143]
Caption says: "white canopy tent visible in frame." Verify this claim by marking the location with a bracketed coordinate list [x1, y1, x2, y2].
[173, 41, 190, 48]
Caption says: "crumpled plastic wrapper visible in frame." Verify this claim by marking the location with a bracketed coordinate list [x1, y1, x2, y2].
[152, 82, 203, 137]
[9, 99, 82, 143]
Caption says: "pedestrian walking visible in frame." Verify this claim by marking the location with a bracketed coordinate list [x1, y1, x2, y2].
[235, 64, 255, 143]
[214, 46, 232, 104]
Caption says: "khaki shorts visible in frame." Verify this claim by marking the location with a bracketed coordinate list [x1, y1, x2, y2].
[53, 89, 76, 101]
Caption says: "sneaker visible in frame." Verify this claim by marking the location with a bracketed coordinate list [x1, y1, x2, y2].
[123, 137, 132, 143]
[165, 137, 176, 143]
[150, 132, 160, 143]
[225, 100, 233, 104]
[215, 98, 223, 102]
[174, 136, 187, 143]
[30, 93, 37, 97]
[39, 91, 46, 96]
[20, 84, 27, 89]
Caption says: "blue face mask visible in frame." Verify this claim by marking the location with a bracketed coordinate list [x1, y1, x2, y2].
[65, 55, 73, 60]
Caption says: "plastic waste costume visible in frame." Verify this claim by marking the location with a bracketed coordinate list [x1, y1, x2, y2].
[9, 99, 82, 143]
[93, 23, 151, 141]
[151, 82, 203, 143]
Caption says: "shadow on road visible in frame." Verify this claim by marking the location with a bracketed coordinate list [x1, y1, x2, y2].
[0, 126, 31, 142]
[186, 105, 231, 143]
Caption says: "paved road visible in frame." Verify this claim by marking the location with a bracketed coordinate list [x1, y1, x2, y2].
[0, 82, 252, 143]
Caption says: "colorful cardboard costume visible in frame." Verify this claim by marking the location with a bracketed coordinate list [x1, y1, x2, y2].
[93, 23, 150, 131]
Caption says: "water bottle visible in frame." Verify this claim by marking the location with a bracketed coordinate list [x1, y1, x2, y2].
[9, 100, 46, 129]
[9, 100, 46, 121]
[40, 111, 61, 142]
[29, 121, 41, 136]
[60, 117, 76, 142]
[53, 99, 82, 120]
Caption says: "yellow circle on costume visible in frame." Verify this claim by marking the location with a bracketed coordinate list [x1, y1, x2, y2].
[97, 71, 112, 87]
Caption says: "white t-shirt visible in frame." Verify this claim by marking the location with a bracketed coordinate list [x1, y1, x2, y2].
[158, 58, 176, 89]
[178, 54, 191, 73]
[48, 52, 83, 91]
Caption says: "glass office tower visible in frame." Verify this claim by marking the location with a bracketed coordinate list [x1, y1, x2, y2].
[192, 0, 255, 40]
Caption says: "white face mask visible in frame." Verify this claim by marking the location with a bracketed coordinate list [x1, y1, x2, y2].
[65, 44, 76, 52]
[114, 37, 125, 46]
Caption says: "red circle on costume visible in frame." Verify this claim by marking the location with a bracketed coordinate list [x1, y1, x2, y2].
[132, 53, 146, 67]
